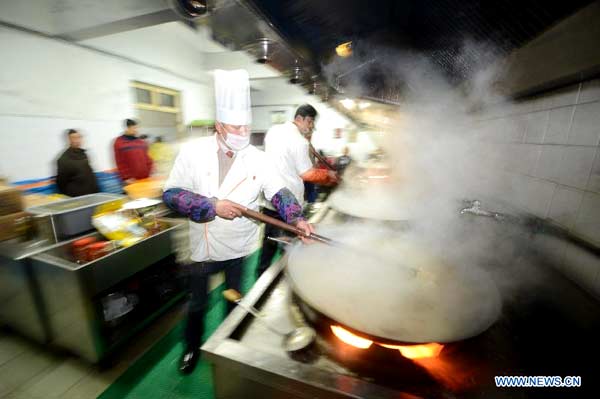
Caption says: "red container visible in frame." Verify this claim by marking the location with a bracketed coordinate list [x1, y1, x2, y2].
[72, 237, 97, 263]
[87, 241, 113, 261]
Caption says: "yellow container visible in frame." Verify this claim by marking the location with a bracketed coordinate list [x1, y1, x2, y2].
[123, 178, 164, 199]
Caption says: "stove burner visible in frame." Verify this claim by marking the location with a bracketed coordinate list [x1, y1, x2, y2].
[290, 290, 487, 395]
[330, 324, 445, 359]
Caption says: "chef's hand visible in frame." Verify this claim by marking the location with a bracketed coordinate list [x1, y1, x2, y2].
[216, 200, 244, 220]
[295, 219, 315, 244]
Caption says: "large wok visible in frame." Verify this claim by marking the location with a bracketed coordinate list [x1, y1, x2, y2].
[239, 206, 501, 344]
[284, 224, 502, 344]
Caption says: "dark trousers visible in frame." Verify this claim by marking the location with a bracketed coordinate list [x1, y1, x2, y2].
[184, 257, 244, 349]
[304, 182, 318, 203]
[258, 208, 294, 276]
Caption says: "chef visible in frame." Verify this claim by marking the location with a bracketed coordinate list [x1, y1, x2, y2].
[163, 69, 314, 374]
[259, 104, 339, 274]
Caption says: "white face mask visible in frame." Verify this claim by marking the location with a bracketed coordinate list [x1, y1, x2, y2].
[218, 123, 250, 152]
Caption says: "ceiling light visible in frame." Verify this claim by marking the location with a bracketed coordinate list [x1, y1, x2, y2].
[335, 41, 353, 58]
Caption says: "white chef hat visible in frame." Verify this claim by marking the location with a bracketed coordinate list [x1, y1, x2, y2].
[214, 69, 252, 126]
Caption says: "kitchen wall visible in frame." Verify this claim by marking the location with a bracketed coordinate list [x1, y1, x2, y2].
[250, 77, 355, 155]
[475, 78, 600, 297]
[0, 19, 354, 183]
[0, 22, 215, 183]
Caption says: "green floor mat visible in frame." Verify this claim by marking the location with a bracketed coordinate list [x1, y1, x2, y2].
[98, 249, 280, 399]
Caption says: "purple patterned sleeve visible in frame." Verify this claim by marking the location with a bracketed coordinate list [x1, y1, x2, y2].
[271, 188, 305, 225]
[163, 188, 217, 223]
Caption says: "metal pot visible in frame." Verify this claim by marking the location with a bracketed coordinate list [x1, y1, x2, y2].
[283, 224, 502, 344]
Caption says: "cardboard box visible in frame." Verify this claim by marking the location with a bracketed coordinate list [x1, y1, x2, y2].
[0, 211, 29, 241]
[23, 194, 61, 209]
[0, 185, 24, 216]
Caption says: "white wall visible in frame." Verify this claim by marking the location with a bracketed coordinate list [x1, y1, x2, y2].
[0, 24, 214, 182]
[250, 77, 352, 154]
[0, 20, 354, 182]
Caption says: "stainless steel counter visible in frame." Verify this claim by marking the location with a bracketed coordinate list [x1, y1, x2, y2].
[27, 218, 184, 362]
[0, 238, 54, 342]
[0, 212, 187, 363]
[202, 259, 416, 399]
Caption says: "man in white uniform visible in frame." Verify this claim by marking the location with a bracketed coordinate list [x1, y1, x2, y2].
[163, 70, 313, 374]
[259, 104, 338, 273]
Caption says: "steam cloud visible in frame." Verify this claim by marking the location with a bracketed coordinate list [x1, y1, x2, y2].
[313, 42, 547, 321]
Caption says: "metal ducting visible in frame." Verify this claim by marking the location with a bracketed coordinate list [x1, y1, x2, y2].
[169, 0, 599, 107]
[202, 0, 315, 79]
[242, 0, 596, 103]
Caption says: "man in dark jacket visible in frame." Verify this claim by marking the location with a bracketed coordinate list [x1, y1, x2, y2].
[113, 119, 153, 183]
[56, 129, 99, 197]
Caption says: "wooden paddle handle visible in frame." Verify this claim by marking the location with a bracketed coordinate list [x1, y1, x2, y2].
[309, 144, 336, 171]
[239, 207, 335, 245]
[241, 207, 304, 235]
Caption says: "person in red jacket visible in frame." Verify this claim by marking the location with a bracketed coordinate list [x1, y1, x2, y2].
[113, 119, 153, 183]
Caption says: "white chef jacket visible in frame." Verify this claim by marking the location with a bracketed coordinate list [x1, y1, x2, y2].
[164, 135, 285, 262]
[264, 121, 313, 206]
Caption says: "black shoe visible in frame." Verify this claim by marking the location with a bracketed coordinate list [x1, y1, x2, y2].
[179, 347, 200, 375]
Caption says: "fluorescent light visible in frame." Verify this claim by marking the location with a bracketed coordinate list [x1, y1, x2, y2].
[335, 42, 352, 57]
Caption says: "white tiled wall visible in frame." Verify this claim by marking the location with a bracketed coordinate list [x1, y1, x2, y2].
[570, 102, 600, 146]
[548, 186, 584, 230]
[574, 192, 600, 244]
[477, 79, 600, 298]
[523, 111, 549, 143]
[544, 106, 574, 144]
[588, 153, 600, 192]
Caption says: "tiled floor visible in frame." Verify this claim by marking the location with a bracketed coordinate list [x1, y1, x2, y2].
[0, 304, 185, 399]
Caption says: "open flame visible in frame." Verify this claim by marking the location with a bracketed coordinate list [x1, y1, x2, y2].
[380, 343, 444, 359]
[330, 325, 373, 349]
[330, 325, 444, 359]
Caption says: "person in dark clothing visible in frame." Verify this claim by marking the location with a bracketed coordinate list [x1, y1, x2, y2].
[55, 129, 99, 197]
[113, 119, 153, 183]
